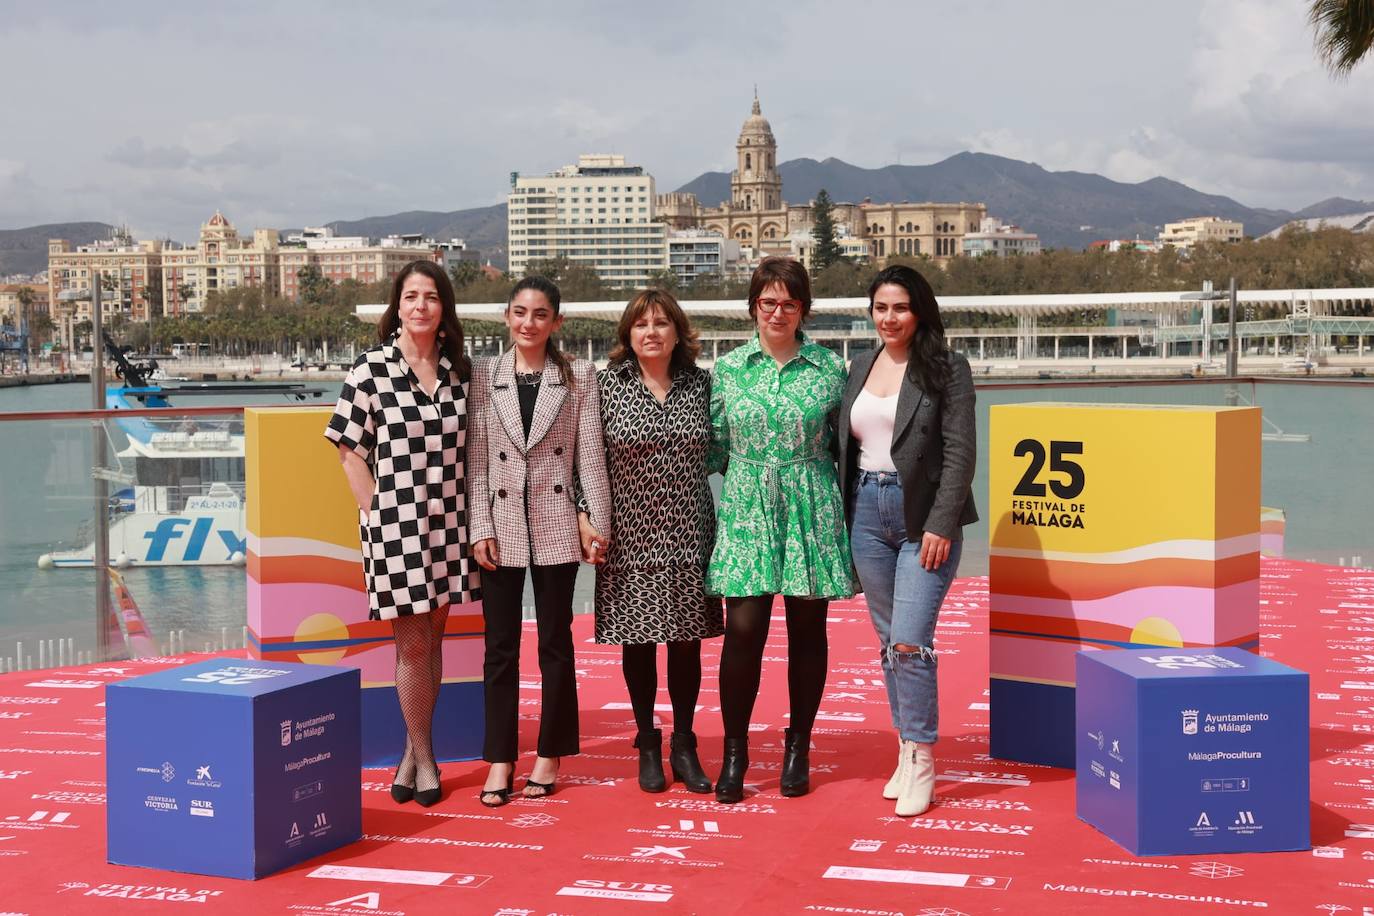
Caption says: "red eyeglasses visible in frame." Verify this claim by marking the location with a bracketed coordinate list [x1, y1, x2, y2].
[756, 298, 803, 315]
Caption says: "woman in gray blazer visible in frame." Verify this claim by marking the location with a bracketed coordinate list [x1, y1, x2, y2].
[467, 275, 613, 806]
[837, 264, 977, 818]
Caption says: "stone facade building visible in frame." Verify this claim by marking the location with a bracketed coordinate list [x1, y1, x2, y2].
[659, 94, 988, 266]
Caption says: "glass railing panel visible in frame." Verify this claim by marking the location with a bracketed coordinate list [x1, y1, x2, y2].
[0, 405, 254, 669]
[1251, 379, 1374, 567]
[0, 379, 330, 670]
[4, 378, 1369, 668]
[1, 414, 107, 669]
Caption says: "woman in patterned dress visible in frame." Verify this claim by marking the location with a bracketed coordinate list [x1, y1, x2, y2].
[325, 260, 478, 808]
[707, 256, 853, 804]
[467, 276, 613, 805]
[583, 289, 721, 794]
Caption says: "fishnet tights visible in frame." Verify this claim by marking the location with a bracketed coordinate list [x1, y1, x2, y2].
[391, 605, 449, 794]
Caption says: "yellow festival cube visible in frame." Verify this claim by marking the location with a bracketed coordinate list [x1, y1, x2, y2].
[988, 403, 1260, 768]
[245, 407, 484, 766]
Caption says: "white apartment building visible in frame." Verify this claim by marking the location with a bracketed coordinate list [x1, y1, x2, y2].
[788, 227, 869, 269]
[962, 217, 1042, 258]
[276, 225, 439, 300]
[667, 230, 741, 285]
[1159, 216, 1244, 251]
[508, 154, 668, 287]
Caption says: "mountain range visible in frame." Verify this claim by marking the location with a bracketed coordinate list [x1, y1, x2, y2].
[678, 152, 1371, 249]
[4, 153, 1372, 276]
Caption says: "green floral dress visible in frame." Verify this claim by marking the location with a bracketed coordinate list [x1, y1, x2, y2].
[706, 333, 853, 599]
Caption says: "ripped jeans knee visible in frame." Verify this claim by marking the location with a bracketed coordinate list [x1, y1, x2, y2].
[886, 643, 937, 665]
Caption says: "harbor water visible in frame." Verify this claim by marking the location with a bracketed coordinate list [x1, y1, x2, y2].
[0, 378, 1370, 662]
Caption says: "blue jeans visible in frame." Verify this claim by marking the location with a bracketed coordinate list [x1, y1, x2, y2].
[849, 470, 962, 744]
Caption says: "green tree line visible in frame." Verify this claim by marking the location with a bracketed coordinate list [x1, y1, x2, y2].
[83, 227, 1374, 356]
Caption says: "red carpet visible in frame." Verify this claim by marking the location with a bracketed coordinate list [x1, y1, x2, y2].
[0, 557, 1369, 914]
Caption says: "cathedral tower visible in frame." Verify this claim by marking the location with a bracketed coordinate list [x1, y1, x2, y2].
[730, 92, 781, 212]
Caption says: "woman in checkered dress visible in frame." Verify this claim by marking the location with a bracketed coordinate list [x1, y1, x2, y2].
[467, 275, 613, 805]
[324, 260, 479, 808]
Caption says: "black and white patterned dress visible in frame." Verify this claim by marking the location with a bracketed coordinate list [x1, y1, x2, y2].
[324, 336, 480, 620]
[594, 362, 723, 644]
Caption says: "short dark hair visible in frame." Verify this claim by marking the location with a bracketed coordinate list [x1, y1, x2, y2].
[747, 256, 812, 321]
[378, 259, 469, 380]
[608, 288, 701, 373]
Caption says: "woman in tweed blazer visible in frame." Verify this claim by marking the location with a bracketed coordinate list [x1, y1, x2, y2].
[467, 275, 613, 805]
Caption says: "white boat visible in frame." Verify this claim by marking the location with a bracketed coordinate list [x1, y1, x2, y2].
[38, 340, 322, 569]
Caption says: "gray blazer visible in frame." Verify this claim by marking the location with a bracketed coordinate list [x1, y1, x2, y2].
[466, 350, 613, 567]
[837, 348, 978, 541]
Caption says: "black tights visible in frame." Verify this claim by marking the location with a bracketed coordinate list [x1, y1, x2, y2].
[622, 640, 702, 735]
[719, 595, 829, 739]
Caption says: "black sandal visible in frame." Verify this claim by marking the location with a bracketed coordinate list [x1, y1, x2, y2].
[479, 774, 514, 808]
[522, 758, 560, 796]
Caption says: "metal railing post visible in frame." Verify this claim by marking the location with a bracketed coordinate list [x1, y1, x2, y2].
[1227, 278, 1239, 378]
[91, 273, 111, 661]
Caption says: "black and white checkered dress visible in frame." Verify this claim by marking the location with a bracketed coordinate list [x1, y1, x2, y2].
[324, 336, 480, 620]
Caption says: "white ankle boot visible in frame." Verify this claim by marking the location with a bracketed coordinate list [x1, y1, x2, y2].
[882, 737, 907, 800]
[895, 740, 935, 816]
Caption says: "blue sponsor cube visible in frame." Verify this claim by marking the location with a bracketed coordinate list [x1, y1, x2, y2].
[1075, 647, 1309, 856]
[106, 659, 361, 879]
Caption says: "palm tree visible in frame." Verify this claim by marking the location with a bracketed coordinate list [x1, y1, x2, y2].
[16, 286, 35, 354]
[1310, 0, 1374, 76]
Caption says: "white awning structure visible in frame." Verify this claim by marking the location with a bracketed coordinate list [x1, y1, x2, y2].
[356, 287, 1374, 325]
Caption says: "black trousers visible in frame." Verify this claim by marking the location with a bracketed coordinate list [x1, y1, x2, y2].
[480, 562, 580, 762]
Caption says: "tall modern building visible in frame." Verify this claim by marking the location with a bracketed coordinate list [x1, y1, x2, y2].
[507, 154, 668, 287]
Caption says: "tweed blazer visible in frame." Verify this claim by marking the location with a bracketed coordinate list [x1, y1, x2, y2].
[466, 350, 613, 567]
[837, 347, 978, 541]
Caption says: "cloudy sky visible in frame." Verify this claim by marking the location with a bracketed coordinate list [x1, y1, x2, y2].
[3, 0, 1372, 241]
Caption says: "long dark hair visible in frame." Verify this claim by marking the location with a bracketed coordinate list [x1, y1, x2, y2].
[867, 264, 949, 396]
[608, 288, 701, 374]
[507, 275, 572, 385]
[377, 260, 470, 381]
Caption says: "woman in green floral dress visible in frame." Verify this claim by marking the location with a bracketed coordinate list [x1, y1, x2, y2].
[707, 256, 852, 804]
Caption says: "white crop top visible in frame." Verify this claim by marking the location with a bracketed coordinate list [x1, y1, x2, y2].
[850, 388, 898, 472]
